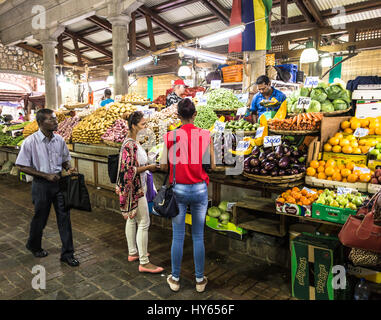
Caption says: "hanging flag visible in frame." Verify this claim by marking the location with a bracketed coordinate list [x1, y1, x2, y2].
[229, 0, 272, 53]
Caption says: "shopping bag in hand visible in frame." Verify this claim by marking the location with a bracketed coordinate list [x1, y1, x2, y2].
[59, 174, 92, 212]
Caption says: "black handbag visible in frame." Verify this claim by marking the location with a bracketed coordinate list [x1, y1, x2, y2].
[59, 174, 92, 212]
[152, 130, 179, 218]
[107, 154, 119, 184]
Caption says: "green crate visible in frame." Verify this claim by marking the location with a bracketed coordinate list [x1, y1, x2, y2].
[312, 203, 357, 225]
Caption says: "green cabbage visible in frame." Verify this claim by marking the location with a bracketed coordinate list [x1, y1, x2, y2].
[194, 105, 218, 129]
[300, 87, 310, 97]
[327, 84, 346, 100]
[206, 88, 244, 110]
[219, 212, 230, 221]
[316, 81, 328, 90]
[307, 100, 321, 113]
[310, 88, 328, 103]
[332, 99, 348, 111]
[208, 207, 221, 218]
[218, 201, 228, 212]
[321, 100, 335, 113]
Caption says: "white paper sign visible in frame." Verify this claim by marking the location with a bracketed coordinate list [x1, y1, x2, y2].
[235, 93, 249, 104]
[263, 135, 282, 148]
[304, 77, 319, 88]
[236, 140, 251, 152]
[354, 128, 369, 138]
[214, 120, 226, 132]
[137, 105, 149, 112]
[302, 187, 316, 195]
[236, 107, 248, 116]
[115, 95, 122, 102]
[198, 96, 207, 106]
[255, 126, 265, 138]
[354, 166, 371, 174]
[337, 187, 357, 195]
[297, 97, 312, 110]
[211, 80, 221, 89]
[196, 91, 204, 99]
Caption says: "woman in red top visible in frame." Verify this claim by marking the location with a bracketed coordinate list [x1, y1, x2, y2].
[161, 99, 215, 293]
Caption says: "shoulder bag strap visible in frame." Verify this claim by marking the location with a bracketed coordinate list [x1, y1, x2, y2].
[173, 129, 177, 185]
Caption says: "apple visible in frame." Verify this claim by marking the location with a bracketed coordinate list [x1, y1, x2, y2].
[370, 149, 380, 157]
[375, 169, 381, 178]
[376, 143, 381, 150]
[371, 178, 379, 185]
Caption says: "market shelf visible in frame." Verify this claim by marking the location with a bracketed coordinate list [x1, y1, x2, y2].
[275, 211, 343, 227]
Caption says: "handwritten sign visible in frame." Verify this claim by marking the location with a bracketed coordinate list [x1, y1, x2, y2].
[354, 128, 369, 138]
[354, 166, 371, 174]
[211, 80, 221, 89]
[214, 120, 226, 133]
[337, 187, 357, 195]
[263, 135, 282, 148]
[304, 76, 319, 88]
[195, 91, 204, 99]
[236, 106, 248, 116]
[297, 97, 311, 110]
[235, 93, 249, 104]
[198, 96, 207, 106]
[255, 126, 265, 138]
[302, 187, 316, 195]
[236, 140, 251, 152]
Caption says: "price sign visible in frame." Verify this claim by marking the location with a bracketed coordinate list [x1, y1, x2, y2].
[337, 187, 357, 195]
[236, 106, 248, 116]
[226, 202, 236, 212]
[354, 166, 371, 174]
[115, 95, 122, 102]
[214, 120, 226, 133]
[263, 135, 282, 148]
[235, 93, 249, 104]
[302, 187, 316, 195]
[255, 126, 265, 138]
[196, 91, 204, 99]
[304, 76, 319, 88]
[354, 128, 369, 138]
[211, 80, 221, 89]
[297, 97, 312, 110]
[137, 105, 149, 112]
[143, 109, 155, 117]
[236, 140, 251, 152]
[198, 96, 207, 106]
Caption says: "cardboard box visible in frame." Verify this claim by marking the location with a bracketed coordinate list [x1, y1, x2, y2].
[312, 203, 357, 224]
[355, 101, 381, 119]
[305, 176, 368, 192]
[368, 183, 381, 194]
[291, 234, 347, 300]
[368, 159, 381, 171]
[347, 264, 381, 284]
[276, 199, 312, 217]
[322, 152, 368, 166]
[320, 116, 351, 152]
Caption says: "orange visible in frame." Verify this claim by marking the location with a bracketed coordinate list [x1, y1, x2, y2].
[347, 173, 358, 183]
[318, 172, 327, 180]
[335, 132, 344, 140]
[358, 139, 367, 146]
[361, 146, 370, 154]
[329, 137, 340, 146]
[342, 178, 348, 183]
[360, 119, 370, 128]
[351, 120, 361, 130]
[319, 161, 326, 167]
[369, 128, 375, 135]
[359, 173, 371, 183]
[332, 172, 342, 181]
[347, 135, 356, 141]
[310, 160, 319, 169]
[324, 143, 332, 152]
[341, 121, 350, 130]
[317, 166, 325, 173]
[332, 145, 342, 153]
[340, 139, 350, 147]
[342, 145, 353, 154]
[326, 159, 336, 168]
[346, 162, 355, 171]
[327, 177, 333, 181]
[301, 189, 308, 196]
[350, 141, 359, 148]
[341, 168, 351, 178]
[306, 167, 316, 176]
[303, 199, 312, 206]
[325, 167, 335, 177]
[344, 128, 354, 134]
[375, 127, 381, 135]
[292, 187, 300, 193]
[297, 201, 303, 206]
[338, 164, 346, 170]
[278, 198, 285, 203]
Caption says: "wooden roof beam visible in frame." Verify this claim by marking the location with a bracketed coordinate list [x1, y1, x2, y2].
[301, 0, 326, 26]
[200, 0, 230, 26]
[295, 0, 313, 22]
[152, 0, 200, 13]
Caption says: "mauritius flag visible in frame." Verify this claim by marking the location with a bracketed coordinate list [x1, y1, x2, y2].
[229, 0, 272, 52]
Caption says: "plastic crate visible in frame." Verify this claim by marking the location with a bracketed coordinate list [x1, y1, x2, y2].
[276, 64, 298, 83]
[221, 65, 243, 83]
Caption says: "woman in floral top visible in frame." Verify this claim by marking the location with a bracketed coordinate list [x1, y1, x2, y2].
[116, 111, 163, 273]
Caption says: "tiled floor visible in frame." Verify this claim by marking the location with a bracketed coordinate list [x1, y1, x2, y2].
[0, 175, 293, 300]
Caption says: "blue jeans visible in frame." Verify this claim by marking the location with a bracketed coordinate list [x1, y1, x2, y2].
[171, 182, 208, 280]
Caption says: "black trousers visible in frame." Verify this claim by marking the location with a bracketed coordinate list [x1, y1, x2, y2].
[27, 178, 74, 259]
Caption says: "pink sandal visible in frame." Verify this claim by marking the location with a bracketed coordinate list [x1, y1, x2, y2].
[139, 264, 164, 273]
[128, 252, 150, 262]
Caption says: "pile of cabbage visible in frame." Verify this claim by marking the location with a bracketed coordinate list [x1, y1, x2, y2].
[287, 81, 351, 114]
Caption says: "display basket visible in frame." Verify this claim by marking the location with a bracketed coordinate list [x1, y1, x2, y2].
[288, 107, 352, 118]
[64, 103, 88, 110]
[268, 128, 320, 135]
[127, 101, 151, 105]
[243, 172, 305, 186]
[102, 139, 123, 148]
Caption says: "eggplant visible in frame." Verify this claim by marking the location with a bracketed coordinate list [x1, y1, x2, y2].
[264, 148, 273, 156]
[271, 168, 279, 177]
[283, 146, 291, 157]
[299, 165, 306, 172]
[275, 145, 284, 159]
[267, 152, 276, 162]
[285, 169, 292, 175]
[250, 158, 260, 168]
[252, 146, 260, 156]
[260, 168, 268, 176]
[278, 169, 286, 176]
[264, 161, 276, 171]
[290, 157, 298, 164]
[258, 151, 266, 162]
[279, 156, 290, 169]
[253, 167, 261, 174]
[291, 150, 300, 157]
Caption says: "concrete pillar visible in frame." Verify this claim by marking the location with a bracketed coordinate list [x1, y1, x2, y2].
[41, 39, 58, 110]
[242, 50, 266, 93]
[108, 15, 130, 96]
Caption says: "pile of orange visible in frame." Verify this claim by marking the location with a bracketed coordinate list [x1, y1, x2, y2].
[278, 186, 322, 206]
[306, 159, 372, 183]
[323, 132, 368, 154]
[340, 117, 381, 135]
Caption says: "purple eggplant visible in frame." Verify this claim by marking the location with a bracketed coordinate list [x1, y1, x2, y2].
[260, 168, 268, 176]
[252, 146, 260, 156]
[291, 168, 299, 175]
[264, 148, 273, 155]
[279, 156, 290, 169]
[253, 167, 261, 174]
[290, 157, 298, 164]
[283, 146, 291, 157]
[264, 161, 276, 171]
[275, 145, 284, 159]
[271, 169, 279, 177]
[250, 158, 260, 168]
[278, 169, 286, 176]
[258, 152, 266, 162]
[267, 152, 276, 162]
[285, 169, 292, 175]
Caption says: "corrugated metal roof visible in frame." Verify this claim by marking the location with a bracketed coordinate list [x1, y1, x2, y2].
[67, 19, 94, 32]
[84, 31, 112, 44]
[182, 20, 227, 38]
[135, 18, 159, 33]
[144, 0, 168, 7]
[82, 50, 106, 59]
[158, 2, 210, 25]
[139, 33, 178, 47]
[327, 8, 381, 26]
[272, 2, 302, 21]
[315, 0, 367, 11]
[64, 56, 78, 64]
[217, 0, 232, 9]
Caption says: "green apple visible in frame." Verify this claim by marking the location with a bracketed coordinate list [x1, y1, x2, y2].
[370, 149, 380, 156]
[348, 203, 357, 210]
[376, 143, 381, 150]
[377, 153, 381, 160]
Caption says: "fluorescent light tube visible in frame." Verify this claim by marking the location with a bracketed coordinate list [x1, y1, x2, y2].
[177, 47, 227, 64]
[124, 56, 154, 71]
[199, 24, 245, 46]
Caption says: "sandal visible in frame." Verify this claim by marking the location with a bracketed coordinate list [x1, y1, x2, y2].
[139, 264, 163, 273]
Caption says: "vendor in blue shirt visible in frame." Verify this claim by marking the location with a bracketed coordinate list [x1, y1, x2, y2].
[100, 89, 114, 107]
[250, 75, 286, 122]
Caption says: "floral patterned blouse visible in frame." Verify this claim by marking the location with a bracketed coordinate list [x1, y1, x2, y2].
[115, 138, 144, 219]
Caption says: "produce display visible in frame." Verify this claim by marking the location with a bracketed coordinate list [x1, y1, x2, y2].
[23, 121, 38, 138]
[224, 119, 259, 132]
[153, 95, 166, 105]
[370, 168, 381, 185]
[323, 132, 369, 154]
[56, 116, 81, 143]
[213, 132, 236, 166]
[0, 134, 24, 147]
[76, 108, 93, 119]
[55, 111, 67, 123]
[194, 105, 218, 130]
[121, 93, 149, 103]
[287, 81, 351, 114]
[268, 113, 323, 131]
[5, 122, 30, 131]
[207, 201, 232, 225]
[205, 88, 245, 110]
[166, 86, 205, 98]
[277, 186, 320, 206]
[149, 103, 165, 111]
[369, 142, 381, 160]
[315, 189, 366, 210]
[101, 119, 129, 144]
[306, 159, 372, 183]
[244, 138, 308, 177]
[340, 116, 381, 135]
[146, 104, 180, 143]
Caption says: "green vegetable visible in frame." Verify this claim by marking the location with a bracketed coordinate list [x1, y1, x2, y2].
[327, 83, 350, 101]
[310, 88, 328, 104]
[208, 207, 221, 218]
[7, 121, 30, 131]
[307, 100, 321, 113]
[206, 88, 245, 110]
[300, 87, 310, 97]
[220, 220, 229, 225]
[194, 105, 218, 129]
[316, 81, 328, 90]
[321, 100, 335, 113]
[332, 99, 348, 111]
[219, 212, 230, 221]
[218, 201, 228, 212]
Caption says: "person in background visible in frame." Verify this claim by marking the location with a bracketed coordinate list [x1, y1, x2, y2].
[116, 111, 164, 274]
[160, 98, 216, 293]
[166, 79, 187, 108]
[15, 109, 79, 267]
[100, 89, 114, 107]
[250, 75, 286, 122]
[18, 113, 25, 122]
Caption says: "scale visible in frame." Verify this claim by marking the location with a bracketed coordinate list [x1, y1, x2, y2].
[352, 87, 381, 119]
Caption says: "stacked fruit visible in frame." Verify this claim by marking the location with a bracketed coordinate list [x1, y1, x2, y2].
[340, 117, 381, 135]
[277, 187, 321, 206]
[315, 189, 365, 210]
[323, 132, 368, 154]
[370, 168, 381, 185]
[307, 159, 372, 183]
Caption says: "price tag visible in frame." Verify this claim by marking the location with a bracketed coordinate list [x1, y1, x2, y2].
[214, 120, 226, 133]
[211, 80, 221, 89]
[235, 93, 249, 104]
[198, 96, 207, 106]
[137, 105, 149, 112]
[255, 126, 265, 138]
[302, 187, 316, 195]
[195, 91, 204, 99]
[304, 76, 319, 88]
[236, 106, 247, 116]
[236, 140, 251, 152]
[354, 128, 369, 138]
[263, 135, 282, 148]
[354, 166, 371, 174]
[115, 95, 122, 102]
[297, 97, 311, 110]
[337, 187, 357, 195]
